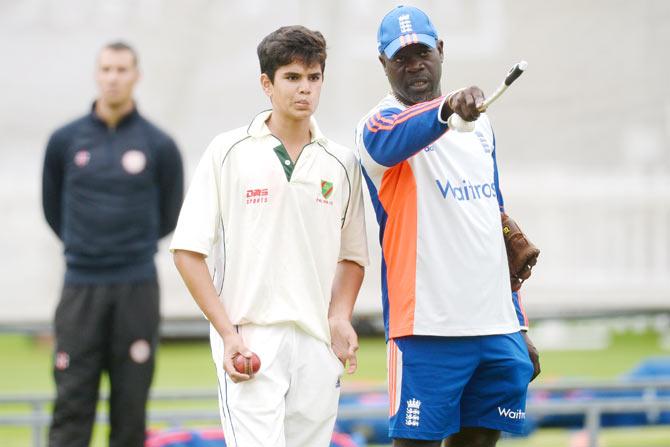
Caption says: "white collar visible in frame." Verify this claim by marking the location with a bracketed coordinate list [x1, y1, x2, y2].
[247, 110, 327, 144]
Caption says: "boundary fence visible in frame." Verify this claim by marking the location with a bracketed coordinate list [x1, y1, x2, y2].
[1, 380, 670, 447]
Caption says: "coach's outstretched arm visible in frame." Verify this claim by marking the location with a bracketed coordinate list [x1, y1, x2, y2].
[361, 86, 484, 167]
[173, 249, 253, 383]
[362, 97, 447, 167]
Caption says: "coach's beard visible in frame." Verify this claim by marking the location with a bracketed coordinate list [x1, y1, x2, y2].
[396, 79, 440, 106]
[395, 90, 439, 107]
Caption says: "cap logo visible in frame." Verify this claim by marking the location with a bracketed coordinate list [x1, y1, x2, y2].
[378, 6, 438, 57]
[398, 14, 413, 33]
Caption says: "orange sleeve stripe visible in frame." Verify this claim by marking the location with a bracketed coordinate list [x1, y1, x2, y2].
[376, 112, 394, 124]
[366, 97, 444, 133]
[372, 96, 443, 124]
[379, 162, 417, 337]
[394, 96, 443, 118]
[367, 105, 438, 133]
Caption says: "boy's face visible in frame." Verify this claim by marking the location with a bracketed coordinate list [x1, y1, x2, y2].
[261, 61, 323, 121]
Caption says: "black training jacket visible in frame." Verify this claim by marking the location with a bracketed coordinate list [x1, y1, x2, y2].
[42, 104, 184, 284]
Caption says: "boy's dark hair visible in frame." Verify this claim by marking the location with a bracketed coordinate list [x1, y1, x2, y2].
[102, 41, 139, 67]
[257, 26, 327, 82]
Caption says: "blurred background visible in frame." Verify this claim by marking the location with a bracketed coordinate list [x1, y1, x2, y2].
[1, 0, 670, 446]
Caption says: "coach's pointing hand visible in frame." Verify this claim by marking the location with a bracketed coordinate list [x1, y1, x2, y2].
[446, 86, 486, 122]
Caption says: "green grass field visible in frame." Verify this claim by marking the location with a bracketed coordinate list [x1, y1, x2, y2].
[1, 330, 669, 446]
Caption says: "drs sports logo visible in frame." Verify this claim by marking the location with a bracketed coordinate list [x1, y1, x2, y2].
[246, 188, 268, 204]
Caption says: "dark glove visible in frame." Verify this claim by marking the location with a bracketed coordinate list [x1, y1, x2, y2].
[502, 212, 540, 292]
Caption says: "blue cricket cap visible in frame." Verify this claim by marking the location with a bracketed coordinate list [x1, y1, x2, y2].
[377, 5, 438, 58]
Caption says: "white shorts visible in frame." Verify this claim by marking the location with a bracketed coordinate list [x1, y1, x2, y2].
[210, 322, 344, 447]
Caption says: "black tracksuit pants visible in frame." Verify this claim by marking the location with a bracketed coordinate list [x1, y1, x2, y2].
[48, 280, 159, 447]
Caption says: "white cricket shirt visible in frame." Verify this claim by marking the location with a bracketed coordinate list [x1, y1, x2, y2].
[171, 111, 368, 343]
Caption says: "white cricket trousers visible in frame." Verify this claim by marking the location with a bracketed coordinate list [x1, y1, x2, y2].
[210, 322, 344, 447]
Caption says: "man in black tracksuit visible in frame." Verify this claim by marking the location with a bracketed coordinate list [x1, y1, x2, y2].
[41, 41, 183, 447]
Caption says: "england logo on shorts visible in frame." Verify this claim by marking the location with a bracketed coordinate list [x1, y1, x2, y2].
[405, 398, 421, 427]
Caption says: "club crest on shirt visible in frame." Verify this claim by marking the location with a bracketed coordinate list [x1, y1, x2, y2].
[321, 180, 334, 199]
[74, 149, 90, 167]
[122, 149, 147, 174]
[317, 180, 334, 205]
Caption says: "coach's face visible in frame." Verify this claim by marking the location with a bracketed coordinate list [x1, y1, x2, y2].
[380, 40, 444, 106]
[95, 48, 139, 108]
[261, 61, 323, 122]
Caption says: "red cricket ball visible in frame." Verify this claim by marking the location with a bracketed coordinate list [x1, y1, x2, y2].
[233, 352, 261, 375]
